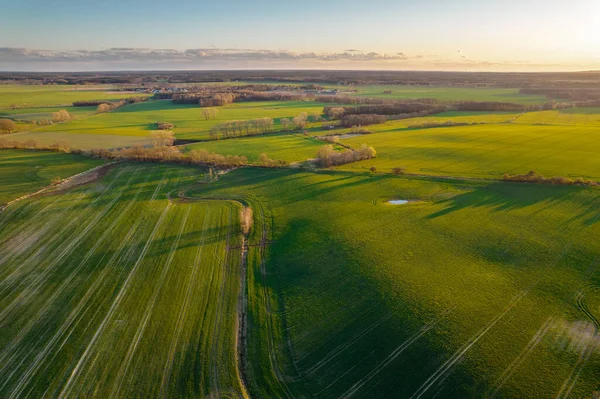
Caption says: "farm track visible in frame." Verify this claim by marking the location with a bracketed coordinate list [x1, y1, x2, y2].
[575, 285, 600, 329]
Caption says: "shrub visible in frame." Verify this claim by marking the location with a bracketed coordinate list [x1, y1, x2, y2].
[0, 119, 16, 134]
[96, 103, 111, 113]
[156, 121, 174, 130]
[52, 109, 71, 123]
[240, 207, 254, 234]
[316, 144, 376, 167]
[340, 114, 387, 128]
[502, 171, 596, 186]
[392, 167, 406, 175]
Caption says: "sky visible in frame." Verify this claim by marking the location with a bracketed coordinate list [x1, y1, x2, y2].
[1, 0, 599, 72]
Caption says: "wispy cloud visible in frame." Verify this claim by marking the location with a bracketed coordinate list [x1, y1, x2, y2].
[0, 47, 587, 72]
[0, 47, 409, 64]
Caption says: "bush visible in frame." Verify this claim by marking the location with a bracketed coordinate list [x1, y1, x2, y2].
[502, 171, 597, 186]
[0, 119, 16, 134]
[392, 167, 406, 175]
[156, 122, 174, 130]
[52, 109, 71, 123]
[316, 144, 376, 167]
[240, 207, 253, 234]
[340, 114, 387, 128]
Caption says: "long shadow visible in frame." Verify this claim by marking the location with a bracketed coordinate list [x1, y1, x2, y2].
[427, 181, 593, 219]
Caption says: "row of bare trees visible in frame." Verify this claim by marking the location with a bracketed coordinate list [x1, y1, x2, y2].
[209, 117, 274, 140]
[0, 137, 72, 152]
[0, 110, 71, 134]
[340, 114, 387, 128]
[73, 97, 146, 107]
[96, 101, 126, 113]
[502, 170, 597, 186]
[316, 144, 376, 167]
[187, 149, 248, 166]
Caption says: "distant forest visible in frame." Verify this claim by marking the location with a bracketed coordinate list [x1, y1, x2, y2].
[1, 70, 600, 88]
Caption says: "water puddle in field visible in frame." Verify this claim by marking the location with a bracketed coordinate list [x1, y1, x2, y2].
[388, 200, 409, 205]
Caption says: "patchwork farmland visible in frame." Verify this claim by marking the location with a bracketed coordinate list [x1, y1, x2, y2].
[1, 73, 599, 398]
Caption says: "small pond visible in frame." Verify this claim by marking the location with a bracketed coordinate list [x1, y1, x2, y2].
[388, 200, 409, 205]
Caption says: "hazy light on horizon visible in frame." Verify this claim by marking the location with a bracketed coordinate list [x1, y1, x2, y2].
[1, 0, 599, 71]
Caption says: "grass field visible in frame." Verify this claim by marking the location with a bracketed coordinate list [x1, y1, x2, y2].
[188, 167, 600, 398]
[0, 149, 102, 204]
[2, 80, 600, 399]
[32, 100, 327, 142]
[0, 162, 248, 398]
[351, 85, 549, 104]
[0, 85, 151, 108]
[338, 118, 600, 179]
[5, 130, 155, 150]
[184, 133, 332, 164]
[0, 105, 98, 122]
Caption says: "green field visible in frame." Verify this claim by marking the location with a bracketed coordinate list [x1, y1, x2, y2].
[1, 81, 600, 399]
[0, 163, 248, 398]
[338, 116, 600, 179]
[351, 85, 549, 104]
[0, 149, 102, 204]
[0, 105, 98, 122]
[0, 84, 151, 108]
[6, 130, 155, 150]
[32, 100, 327, 142]
[184, 133, 333, 164]
[188, 167, 600, 398]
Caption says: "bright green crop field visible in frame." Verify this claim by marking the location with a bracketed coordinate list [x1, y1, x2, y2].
[0, 105, 98, 122]
[339, 121, 600, 179]
[188, 167, 600, 398]
[32, 100, 327, 142]
[184, 133, 334, 164]
[0, 149, 102, 204]
[1, 81, 600, 399]
[0, 84, 151, 108]
[0, 162, 248, 398]
[352, 85, 548, 104]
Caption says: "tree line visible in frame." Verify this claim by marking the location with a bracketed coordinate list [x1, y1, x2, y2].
[502, 170, 597, 186]
[72, 97, 146, 107]
[209, 117, 275, 140]
[316, 144, 376, 167]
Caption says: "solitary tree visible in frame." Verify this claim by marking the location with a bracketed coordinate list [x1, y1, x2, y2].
[202, 107, 219, 120]
[240, 207, 253, 234]
[52, 109, 71, 123]
[96, 103, 111, 113]
[0, 119, 16, 134]
[151, 130, 175, 147]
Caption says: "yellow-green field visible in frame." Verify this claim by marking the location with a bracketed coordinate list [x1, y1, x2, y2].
[0, 84, 150, 108]
[0, 163, 247, 398]
[184, 133, 335, 164]
[1, 82, 600, 399]
[337, 109, 600, 179]
[0, 149, 102, 204]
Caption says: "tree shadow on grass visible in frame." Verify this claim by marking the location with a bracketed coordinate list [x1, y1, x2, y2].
[427, 181, 589, 219]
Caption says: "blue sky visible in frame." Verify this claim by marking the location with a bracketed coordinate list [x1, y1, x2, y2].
[1, 0, 599, 71]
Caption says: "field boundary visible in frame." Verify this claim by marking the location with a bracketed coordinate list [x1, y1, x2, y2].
[0, 161, 117, 212]
[171, 187, 252, 399]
